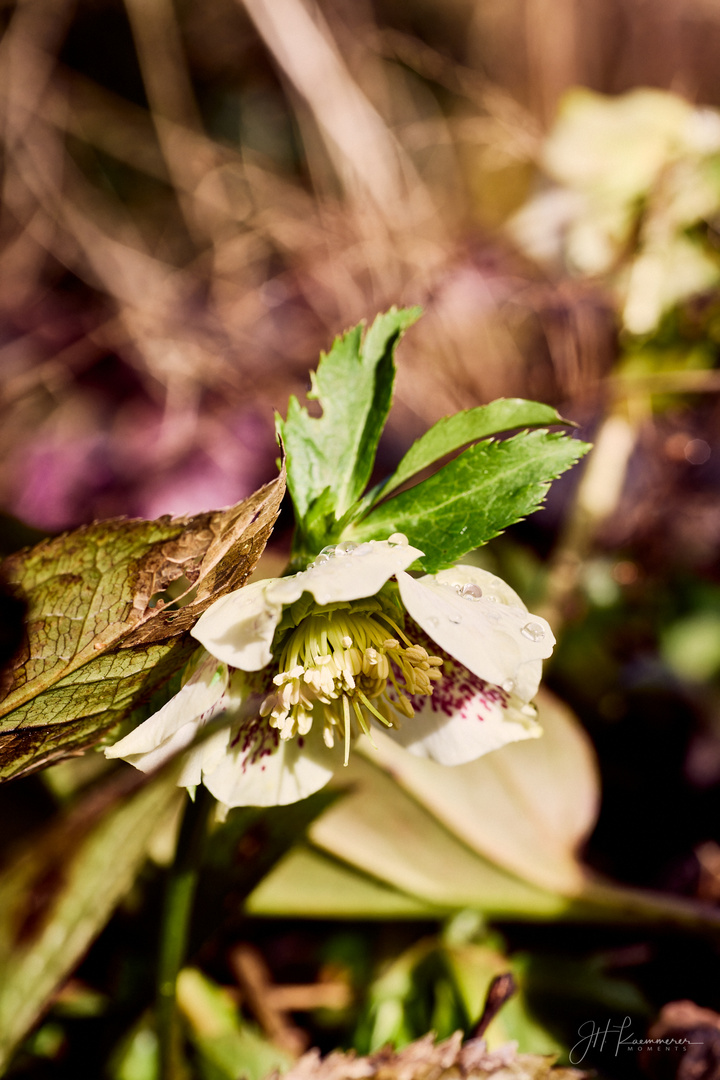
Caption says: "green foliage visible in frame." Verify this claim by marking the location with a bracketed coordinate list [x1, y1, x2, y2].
[361, 399, 572, 511]
[1, 767, 338, 1071]
[0, 308, 596, 1075]
[353, 922, 649, 1066]
[276, 315, 587, 571]
[0, 766, 183, 1072]
[109, 1019, 160, 1080]
[250, 691, 588, 920]
[662, 609, 720, 681]
[248, 692, 720, 930]
[177, 968, 291, 1080]
[278, 315, 587, 571]
[0, 475, 284, 781]
[357, 931, 563, 1055]
[277, 307, 421, 558]
[349, 431, 590, 572]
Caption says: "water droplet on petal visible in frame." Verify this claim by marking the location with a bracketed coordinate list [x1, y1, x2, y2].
[427, 615, 440, 628]
[388, 533, 409, 546]
[319, 546, 336, 558]
[521, 621, 545, 642]
[335, 541, 358, 555]
[459, 583, 483, 600]
[448, 613, 462, 625]
[502, 679, 515, 693]
[306, 561, 316, 570]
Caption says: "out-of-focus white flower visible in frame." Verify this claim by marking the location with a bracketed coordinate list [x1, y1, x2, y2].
[105, 536, 555, 808]
[511, 88, 720, 333]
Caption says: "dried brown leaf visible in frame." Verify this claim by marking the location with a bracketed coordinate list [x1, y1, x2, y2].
[0, 469, 285, 780]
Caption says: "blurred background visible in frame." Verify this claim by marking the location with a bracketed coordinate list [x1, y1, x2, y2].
[3, 0, 720, 1077]
[4, 0, 717, 534]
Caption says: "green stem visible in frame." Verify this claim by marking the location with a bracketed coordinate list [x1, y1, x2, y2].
[156, 785, 214, 1079]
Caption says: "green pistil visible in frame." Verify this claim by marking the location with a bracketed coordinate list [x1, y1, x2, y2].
[357, 690, 393, 728]
[343, 695, 352, 765]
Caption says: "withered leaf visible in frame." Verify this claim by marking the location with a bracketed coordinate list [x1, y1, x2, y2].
[0, 470, 285, 781]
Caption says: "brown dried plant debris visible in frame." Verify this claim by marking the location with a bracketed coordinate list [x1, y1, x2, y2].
[641, 1001, 720, 1080]
[267, 1032, 588, 1080]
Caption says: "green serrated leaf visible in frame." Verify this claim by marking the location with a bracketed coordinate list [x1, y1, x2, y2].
[278, 307, 421, 549]
[361, 399, 573, 514]
[299, 486, 339, 556]
[348, 431, 590, 571]
[0, 473, 285, 781]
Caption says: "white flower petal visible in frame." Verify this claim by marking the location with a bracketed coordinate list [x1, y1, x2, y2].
[268, 539, 423, 608]
[397, 566, 555, 702]
[174, 670, 248, 785]
[178, 727, 232, 788]
[111, 541, 552, 807]
[192, 579, 283, 670]
[201, 717, 343, 807]
[104, 653, 228, 771]
[117, 724, 200, 775]
[383, 662, 542, 765]
[192, 540, 422, 674]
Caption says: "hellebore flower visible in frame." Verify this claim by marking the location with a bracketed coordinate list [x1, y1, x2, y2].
[105, 536, 555, 808]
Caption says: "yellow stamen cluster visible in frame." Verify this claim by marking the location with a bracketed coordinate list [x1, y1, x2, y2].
[259, 606, 443, 764]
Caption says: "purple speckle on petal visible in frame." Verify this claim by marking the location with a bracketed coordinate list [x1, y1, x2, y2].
[401, 620, 510, 722]
[229, 694, 281, 773]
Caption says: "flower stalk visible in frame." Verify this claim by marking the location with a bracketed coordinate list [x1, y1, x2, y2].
[156, 785, 215, 1079]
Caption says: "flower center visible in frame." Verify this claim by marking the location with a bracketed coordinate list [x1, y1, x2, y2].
[259, 603, 443, 764]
